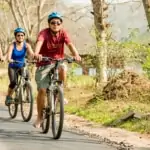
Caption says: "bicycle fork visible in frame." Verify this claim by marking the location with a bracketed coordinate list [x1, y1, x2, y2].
[45, 88, 55, 116]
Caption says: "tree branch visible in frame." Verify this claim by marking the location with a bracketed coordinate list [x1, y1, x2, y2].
[4, 0, 10, 3]
[22, 0, 31, 31]
[65, 5, 90, 16]
[15, 0, 29, 37]
[8, 0, 20, 27]
[40, 1, 56, 22]
[40, 11, 49, 22]
[40, 0, 46, 10]
[0, 26, 6, 38]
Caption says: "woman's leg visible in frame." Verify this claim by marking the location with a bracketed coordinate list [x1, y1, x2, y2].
[5, 67, 17, 106]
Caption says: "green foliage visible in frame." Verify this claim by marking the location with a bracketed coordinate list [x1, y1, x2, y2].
[126, 28, 140, 41]
[67, 63, 79, 80]
[67, 62, 96, 88]
[142, 46, 150, 78]
[105, 29, 150, 79]
[67, 74, 95, 88]
[89, 27, 147, 68]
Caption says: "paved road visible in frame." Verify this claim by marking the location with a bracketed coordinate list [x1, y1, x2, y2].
[0, 106, 116, 150]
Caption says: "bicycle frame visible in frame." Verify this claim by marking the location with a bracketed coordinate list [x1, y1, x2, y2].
[44, 58, 74, 113]
[8, 60, 34, 121]
[41, 57, 75, 137]
[11, 61, 29, 101]
[46, 65, 61, 113]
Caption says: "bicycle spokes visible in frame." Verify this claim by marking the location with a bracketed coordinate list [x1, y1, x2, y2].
[20, 82, 33, 122]
[51, 86, 64, 139]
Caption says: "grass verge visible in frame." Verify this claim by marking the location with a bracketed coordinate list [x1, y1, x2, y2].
[65, 75, 150, 134]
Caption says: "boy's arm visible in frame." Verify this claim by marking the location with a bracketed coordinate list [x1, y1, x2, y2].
[67, 43, 81, 61]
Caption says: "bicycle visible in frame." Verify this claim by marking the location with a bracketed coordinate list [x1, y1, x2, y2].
[38, 57, 75, 139]
[7, 59, 34, 122]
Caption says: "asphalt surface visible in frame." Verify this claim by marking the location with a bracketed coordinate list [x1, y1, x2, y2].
[0, 106, 116, 150]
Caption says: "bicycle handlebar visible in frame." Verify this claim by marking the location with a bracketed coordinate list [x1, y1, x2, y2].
[41, 57, 75, 64]
[11, 57, 75, 65]
[11, 59, 36, 64]
[11, 60, 23, 64]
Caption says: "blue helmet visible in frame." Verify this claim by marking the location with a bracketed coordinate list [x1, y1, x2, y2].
[48, 12, 63, 22]
[14, 27, 25, 36]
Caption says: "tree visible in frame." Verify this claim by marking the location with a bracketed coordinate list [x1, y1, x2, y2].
[142, 0, 150, 29]
[91, 0, 110, 86]
[0, 1, 13, 53]
[3, 0, 57, 41]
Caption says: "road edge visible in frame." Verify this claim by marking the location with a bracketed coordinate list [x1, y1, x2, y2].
[64, 114, 150, 150]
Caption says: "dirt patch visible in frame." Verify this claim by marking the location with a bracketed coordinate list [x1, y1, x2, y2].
[64, 87, 94, 106]
[103, 70, 150, 100]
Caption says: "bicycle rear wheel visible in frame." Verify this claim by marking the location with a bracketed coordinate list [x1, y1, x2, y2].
[8, 91, 19, 119]
[20, 81, 33, 122]
[41, 92, 51, 133]
[51, 85, 64, 139]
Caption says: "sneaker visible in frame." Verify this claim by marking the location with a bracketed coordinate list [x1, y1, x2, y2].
[5, 96, 13, 106]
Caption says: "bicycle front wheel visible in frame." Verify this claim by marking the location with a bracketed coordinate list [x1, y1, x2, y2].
[51, 85, 64, 139]
[20, 81, 33, 122]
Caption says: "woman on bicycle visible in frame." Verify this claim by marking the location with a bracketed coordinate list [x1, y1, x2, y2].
[5, 27, 34, 106]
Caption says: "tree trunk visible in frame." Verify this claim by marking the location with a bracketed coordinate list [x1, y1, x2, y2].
[142, 0, 150, 29]
[91, 0, 108, 86]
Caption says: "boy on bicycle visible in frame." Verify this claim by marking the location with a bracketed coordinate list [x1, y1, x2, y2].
[34, 12, 81, 128]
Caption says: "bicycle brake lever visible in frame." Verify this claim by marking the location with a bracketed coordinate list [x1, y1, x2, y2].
[67, 57, 75, 63]
[42, 57, 50, 61]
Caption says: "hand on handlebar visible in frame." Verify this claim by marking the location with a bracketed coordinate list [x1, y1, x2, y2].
[0, 56, 5, 62]
[73, 54, 81, 62]
[34, 54, 43, 62]
[8, 59, 14, 63]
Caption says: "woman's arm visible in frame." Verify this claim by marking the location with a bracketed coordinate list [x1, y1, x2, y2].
[26, 43, 34, 58]
[7, 44, 14, 62]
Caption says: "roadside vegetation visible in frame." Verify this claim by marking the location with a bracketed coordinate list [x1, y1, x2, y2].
[65, 73, 150, 134]
[64, 39, 150, 134]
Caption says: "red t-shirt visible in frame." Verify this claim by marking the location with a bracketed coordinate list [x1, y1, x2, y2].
[36, 28, 71, 67]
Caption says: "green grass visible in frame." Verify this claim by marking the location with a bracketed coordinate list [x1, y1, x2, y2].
[65, 75, 150, 134]
[65, 97, 150, 133]
[67, 75, 95, 88]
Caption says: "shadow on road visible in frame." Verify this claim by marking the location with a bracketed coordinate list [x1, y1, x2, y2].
[0, 128, 101, 145]
[0, 106, 8, 111]
[0, 117, 25, 124]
